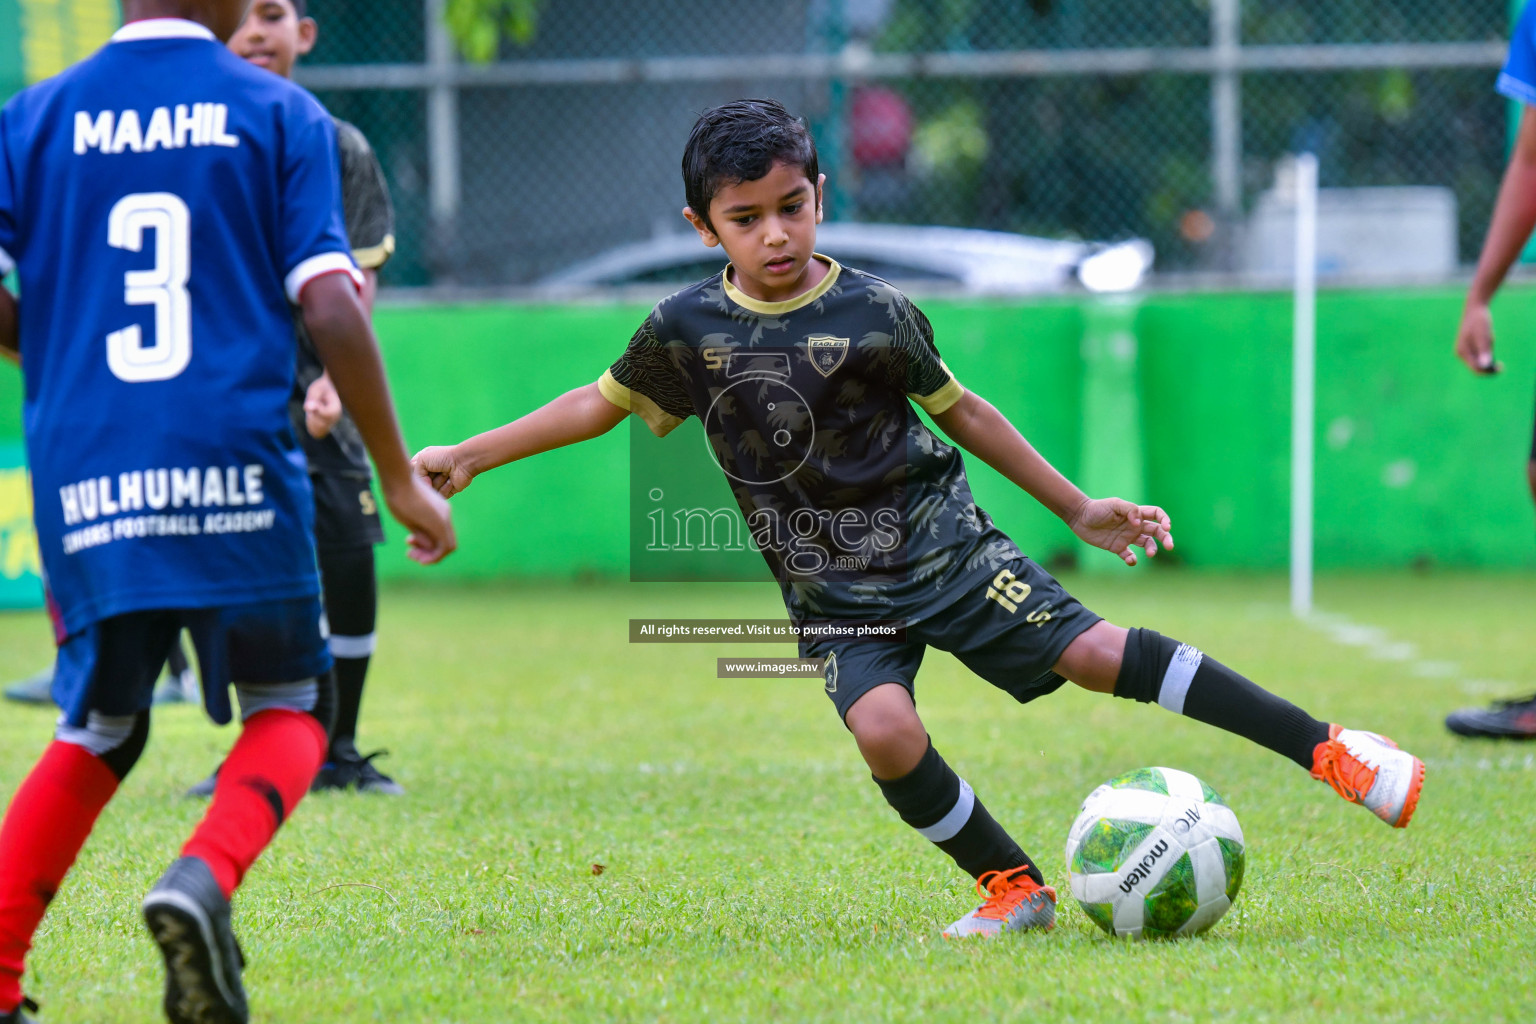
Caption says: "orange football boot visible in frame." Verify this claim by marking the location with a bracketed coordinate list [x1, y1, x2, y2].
[1311, 724, 1425, 828]
[942, 865, 1057, 938]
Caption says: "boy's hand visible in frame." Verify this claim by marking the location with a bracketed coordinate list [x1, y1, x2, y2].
[1068, 497, 1173, 567]
[1455, 303, 1504, 375]
[304, 373, 343, 438]
[412, 445, 475, 498]
[381, 473, 456, 565]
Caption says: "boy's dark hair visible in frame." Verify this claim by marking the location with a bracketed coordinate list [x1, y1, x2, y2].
[682, 99, 819, 229]
[293, 0, 308, 18]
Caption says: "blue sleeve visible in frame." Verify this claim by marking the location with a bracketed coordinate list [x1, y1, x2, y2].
[1499, 2, 1536, 107]
[0, 104, 17, 277]
[278, 96, 359, 303]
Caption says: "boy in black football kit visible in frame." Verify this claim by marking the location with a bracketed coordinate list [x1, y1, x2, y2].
[190, 0, 402, 795]
[414, 100, 1426, 936]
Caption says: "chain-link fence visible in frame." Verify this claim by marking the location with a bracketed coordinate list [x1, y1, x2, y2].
[296, 0, 1516, 288]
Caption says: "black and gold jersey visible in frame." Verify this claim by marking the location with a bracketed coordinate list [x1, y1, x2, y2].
[599, 256, 1020, 624]
[291, 116, 396, 480]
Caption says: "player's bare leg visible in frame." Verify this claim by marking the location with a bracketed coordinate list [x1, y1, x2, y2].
[1055, 622, 1425, 828]
[846, 684, 1055, 938]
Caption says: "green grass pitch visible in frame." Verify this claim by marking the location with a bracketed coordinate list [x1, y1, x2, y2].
[1, 571, 1533, 1022]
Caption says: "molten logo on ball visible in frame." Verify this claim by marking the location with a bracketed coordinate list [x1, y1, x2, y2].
[1065, 766, 1245, 939]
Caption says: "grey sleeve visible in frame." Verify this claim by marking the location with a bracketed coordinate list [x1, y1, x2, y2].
[334, 119, 396, 270]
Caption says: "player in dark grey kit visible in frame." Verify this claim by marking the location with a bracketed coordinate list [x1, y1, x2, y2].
[415, 100, 1425, 939]
[189, 0, 403, 796]
[289, 115, 402, 794]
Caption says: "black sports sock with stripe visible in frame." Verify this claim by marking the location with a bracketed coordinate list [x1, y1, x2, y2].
[317, 545, 378, 754]
[1113, 627, 1331, 770]
[873, 740, 1044, 884]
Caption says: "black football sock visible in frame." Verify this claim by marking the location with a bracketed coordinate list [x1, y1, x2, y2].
[872, 740, 1043, 884]
[317, 544, 378, 757]
[331, 657, 370, 750]
[1113, 627, 1331, 770]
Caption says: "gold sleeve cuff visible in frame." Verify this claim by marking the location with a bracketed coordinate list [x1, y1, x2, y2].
[911, 375, 965, 416]
[351, 234, 396, 270]
[598, 370, 684, 437]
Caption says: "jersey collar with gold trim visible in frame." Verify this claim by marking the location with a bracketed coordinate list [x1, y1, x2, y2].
[112, 19, 217, 43]
[722, 255, 841, 316]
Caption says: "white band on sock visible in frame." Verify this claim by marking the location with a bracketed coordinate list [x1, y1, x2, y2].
[55, 711, 137, 756]
[918, 778, 976, 842]
[329, 632, 376, 659]
[235, 678, 319, 721]
[1157, 644, 1204, 715]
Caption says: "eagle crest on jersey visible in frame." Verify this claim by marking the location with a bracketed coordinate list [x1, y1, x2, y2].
[806, 334, 849, 377]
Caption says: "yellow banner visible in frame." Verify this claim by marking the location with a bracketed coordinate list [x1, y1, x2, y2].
[19, 0, 116, 84]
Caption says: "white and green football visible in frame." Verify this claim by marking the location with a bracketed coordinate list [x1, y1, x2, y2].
[1064, 766, 1245, 939]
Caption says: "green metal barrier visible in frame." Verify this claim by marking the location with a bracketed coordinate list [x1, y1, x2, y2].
[0, 287, 1530, 589]
[372, 285, 1536, 580]
[1137, 287, 1536, 569]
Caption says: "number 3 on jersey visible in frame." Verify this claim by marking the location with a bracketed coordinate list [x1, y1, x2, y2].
[106, 192, 191, 383]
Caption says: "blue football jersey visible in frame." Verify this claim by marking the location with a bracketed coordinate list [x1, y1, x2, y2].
[1499, 2, 1536, 106]
[0, 19, 361, 637]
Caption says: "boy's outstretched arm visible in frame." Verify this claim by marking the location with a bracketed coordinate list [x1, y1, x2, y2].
[413, 382, 627, 497]
[301, 272, 455, 564]
[931, 390, 1172, 566]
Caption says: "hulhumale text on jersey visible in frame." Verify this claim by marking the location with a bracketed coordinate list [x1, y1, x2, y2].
[73, 105, 240, 156]
[58, 464, 277, 556]
[60, 464, 265, 526]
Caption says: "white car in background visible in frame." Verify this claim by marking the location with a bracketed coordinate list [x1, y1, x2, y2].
[538, 223, 1153, 295]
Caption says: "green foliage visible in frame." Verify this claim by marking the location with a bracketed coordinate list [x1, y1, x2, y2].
[443, 0, 542, 64]
[911, 99, 989, 178]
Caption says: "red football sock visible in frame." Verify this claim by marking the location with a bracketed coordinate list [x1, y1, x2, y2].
[0, 742, 120, 1011]
[182, 708, 326, 898]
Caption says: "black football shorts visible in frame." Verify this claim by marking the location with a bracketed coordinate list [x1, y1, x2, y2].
[52, 596, 331, 727]
[799, 555, 1102, 721]
[311, 473, 385, 551]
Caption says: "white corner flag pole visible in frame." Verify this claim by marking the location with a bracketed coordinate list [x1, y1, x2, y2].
[1290, 153, 1319, 618]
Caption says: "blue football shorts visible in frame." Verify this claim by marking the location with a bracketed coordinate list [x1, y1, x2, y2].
[51, 595, 332, 728]
[800, 555, 1102, 721]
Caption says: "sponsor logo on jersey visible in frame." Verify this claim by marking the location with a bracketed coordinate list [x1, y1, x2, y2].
[806, 335, 849, 377]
